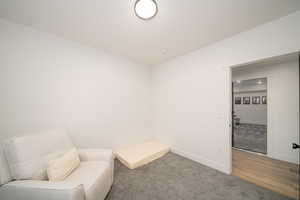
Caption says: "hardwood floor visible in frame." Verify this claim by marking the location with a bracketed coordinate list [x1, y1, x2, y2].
[232, 149, 300, 200]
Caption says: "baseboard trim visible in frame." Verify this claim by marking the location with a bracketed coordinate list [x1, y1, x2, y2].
[171, 147, 231, 174]
[267, 152, 299, 165]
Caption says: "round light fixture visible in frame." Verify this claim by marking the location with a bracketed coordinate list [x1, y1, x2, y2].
[134, 0, 158, 20]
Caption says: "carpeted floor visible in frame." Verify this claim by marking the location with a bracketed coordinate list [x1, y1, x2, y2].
[233, 123, 267, 154]
[106, 152, 291, 200]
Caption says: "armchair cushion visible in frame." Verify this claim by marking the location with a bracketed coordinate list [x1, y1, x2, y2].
[47, 148, 80, 181]
[0, 180, 85, 200]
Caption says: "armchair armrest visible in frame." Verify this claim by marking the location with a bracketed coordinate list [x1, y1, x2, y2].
[0, 180, 85, 200]
[78, 148, 114, 183]
[77, 148, 114, 162]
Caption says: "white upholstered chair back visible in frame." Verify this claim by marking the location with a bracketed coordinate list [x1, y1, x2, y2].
[0, 144, 12, 185]
[0, 130, 74, 184]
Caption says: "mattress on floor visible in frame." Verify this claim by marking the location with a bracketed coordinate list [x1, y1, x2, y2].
[115, 141, 170, 169]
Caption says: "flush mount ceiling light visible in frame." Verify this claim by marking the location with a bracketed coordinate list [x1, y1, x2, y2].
[257, 80, 263, 85]
[134, 0, 158, 20]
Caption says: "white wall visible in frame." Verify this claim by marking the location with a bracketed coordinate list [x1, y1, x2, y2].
[0, 19, 152, 150]
[152, 11, 300, 173]
[233, 60, 299, 164]
[234, 91, 267, 125]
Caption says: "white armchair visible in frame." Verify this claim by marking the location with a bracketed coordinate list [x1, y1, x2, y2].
[0, 130, 114, 200]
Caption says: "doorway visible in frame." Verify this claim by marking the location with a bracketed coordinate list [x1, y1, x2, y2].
[229, 53, 300, 200]
[232, 77, 267, 154]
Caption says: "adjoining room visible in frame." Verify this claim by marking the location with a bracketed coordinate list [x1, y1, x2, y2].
[0, 1, 299, 200]
[232, 77, 268, 154]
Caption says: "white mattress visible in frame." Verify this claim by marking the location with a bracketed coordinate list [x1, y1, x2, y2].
[115, 141, 170, 169]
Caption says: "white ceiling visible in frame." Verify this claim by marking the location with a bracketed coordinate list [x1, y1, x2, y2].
[0, 0, 299, 65]
[234, 78, 267, 88]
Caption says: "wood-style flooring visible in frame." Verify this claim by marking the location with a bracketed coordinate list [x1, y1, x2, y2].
[232, 149, 300, 200]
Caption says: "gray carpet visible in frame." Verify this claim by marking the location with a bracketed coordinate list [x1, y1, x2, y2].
[106, 152, 291, 200]
[233, 123, 267, 154]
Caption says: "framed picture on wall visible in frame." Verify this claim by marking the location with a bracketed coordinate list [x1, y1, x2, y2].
[252, 96, 261, 104]
[262, 96, 267, 104]
[243, 96, 250, 104]
[235, 97, 241, 104]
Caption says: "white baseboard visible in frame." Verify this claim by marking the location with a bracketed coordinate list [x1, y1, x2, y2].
[268, 152, 299, 164]
[171, 147, 231, 174]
